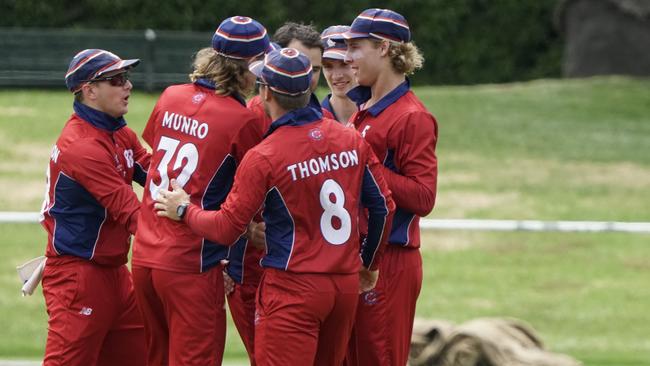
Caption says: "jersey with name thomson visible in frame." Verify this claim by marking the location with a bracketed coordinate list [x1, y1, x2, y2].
[184, 107, 395, 274]
[132, 80, 263, 273]
[41, 102, 150, 267]
[348, 79, 438, 249]
[227, 93, 335, 283]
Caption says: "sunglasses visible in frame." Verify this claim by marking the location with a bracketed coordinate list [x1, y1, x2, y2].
[85, 72, 130, 87]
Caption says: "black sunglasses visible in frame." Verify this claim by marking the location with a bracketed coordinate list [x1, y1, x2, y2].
[85, 72, 130, 87]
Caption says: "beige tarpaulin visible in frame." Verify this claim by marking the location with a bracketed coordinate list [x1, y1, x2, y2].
[410, 317, 582, 366]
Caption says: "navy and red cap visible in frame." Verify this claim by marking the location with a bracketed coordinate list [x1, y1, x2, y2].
[321, 25, 350, 60]
[65, 49, 139, 93]
[333, 8, 411, 43]
[249, 48, 312, 96]
[212, 16, 270, 60]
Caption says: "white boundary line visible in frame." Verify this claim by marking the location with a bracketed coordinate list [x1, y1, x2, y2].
[419, 219, 650, 233]
[2, 211, 650, 233]
[0, 212, 40, 223]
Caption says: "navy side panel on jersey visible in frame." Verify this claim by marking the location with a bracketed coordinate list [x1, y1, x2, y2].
[388, 208, 416, 246]
[225, 238, 247, 283]
[50, 173, 106, 259]
[260, 187, 295, 270]
[200, 155, 237, 272]
[383, 148, 415, 246]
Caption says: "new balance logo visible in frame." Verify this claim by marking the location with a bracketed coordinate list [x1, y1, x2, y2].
[79, 307, 93, 316]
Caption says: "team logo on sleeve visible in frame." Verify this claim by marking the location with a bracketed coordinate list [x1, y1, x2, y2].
[192, 93, 206, 104]
[308, 128, 323, 141]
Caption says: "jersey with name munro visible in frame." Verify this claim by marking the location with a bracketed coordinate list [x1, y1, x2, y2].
[348, 80, 438, 249]
[41, 101, 150, 267]
[185, 107, 395, 274]
[132, 81, 263, 273]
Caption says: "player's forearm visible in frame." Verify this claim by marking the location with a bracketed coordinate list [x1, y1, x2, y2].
[132, 146, 151, 187]
[362, 208, 394, 270]
[380, 166, 436, 216]
[360, 162, 396, 270]
[94, 185, 141, 235]
[184, 205, 245, 246]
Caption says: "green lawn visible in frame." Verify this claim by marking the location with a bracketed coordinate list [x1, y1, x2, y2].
[1, 77, 649, 364]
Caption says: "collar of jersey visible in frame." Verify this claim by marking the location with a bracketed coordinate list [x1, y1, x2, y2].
[347, 78, 410, 117]
[321, 93, 339, 121]
[194, 78, 246, 107]
[265, 105, 323, 137]
[308, 92, 325, 112]
[73, 100, 126, 132]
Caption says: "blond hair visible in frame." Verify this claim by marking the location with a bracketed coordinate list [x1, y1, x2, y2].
[374, 40, 424, 75]
[189, 47, 252, 97]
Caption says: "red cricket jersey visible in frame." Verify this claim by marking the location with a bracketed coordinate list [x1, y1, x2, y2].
[40, 101, 150, 267]
[348, 80, 438, 249]
[132, 81, 263, 273]
[228, 93, 335, 283]
[184, 107, 395, 274]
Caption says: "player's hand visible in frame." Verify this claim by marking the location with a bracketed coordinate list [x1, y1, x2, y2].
[246, 221, 266, 249]
[219, 260, 235, 296]
[223, 271, 235, 296]
[154, 179, 190, 221]
[359, 268, 379, 293]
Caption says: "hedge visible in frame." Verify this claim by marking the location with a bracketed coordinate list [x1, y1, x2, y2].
[1, 0, 562, 85]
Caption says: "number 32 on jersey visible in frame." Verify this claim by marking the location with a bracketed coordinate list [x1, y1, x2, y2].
[149, 136, 198, 199]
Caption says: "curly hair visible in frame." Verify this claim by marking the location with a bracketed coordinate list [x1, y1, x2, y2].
[189, 47, 252, 97]
[373, 40, 424, 75]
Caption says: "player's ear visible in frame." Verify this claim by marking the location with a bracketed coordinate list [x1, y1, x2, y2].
[80, 83, 98, 102]
[378, 40, 390, 57]
[261, 85, 273, 103]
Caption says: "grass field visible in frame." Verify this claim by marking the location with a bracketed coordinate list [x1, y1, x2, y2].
[1, 77, 649, 364]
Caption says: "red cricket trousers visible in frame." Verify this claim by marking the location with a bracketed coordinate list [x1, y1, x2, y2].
[227, 281, 258, 365]
[132, 265, 226, 366]
[42, 256, 146, 366]
[345, 245, 423, 366]
[254, 269, 359, 366]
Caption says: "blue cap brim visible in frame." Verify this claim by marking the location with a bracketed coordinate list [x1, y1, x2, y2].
[341, 31, 372, 40]
[97, 59, 140, 77]
[323, 49, 347, 60]
[248, 60, 264, 77]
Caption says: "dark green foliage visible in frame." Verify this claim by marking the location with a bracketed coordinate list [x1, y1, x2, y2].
[0, 0, 562, 85]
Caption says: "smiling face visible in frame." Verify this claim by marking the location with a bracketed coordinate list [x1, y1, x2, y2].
[344, 38, 386, 87]
[322, 58, 356, 98]
[83, 70, 133, 118]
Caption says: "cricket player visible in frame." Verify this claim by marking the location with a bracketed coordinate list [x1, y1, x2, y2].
[334, 8, 439, 366]
[40, 49, 149, 366]
[228, 22, 334, 363]
[247, 22, 334, 132]
[320, 25, 358, 123]
[154, 48, 395, 366]
[131, 16, 269, 366]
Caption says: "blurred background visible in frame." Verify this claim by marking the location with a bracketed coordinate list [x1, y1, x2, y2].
[1, 0, 649, 365]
